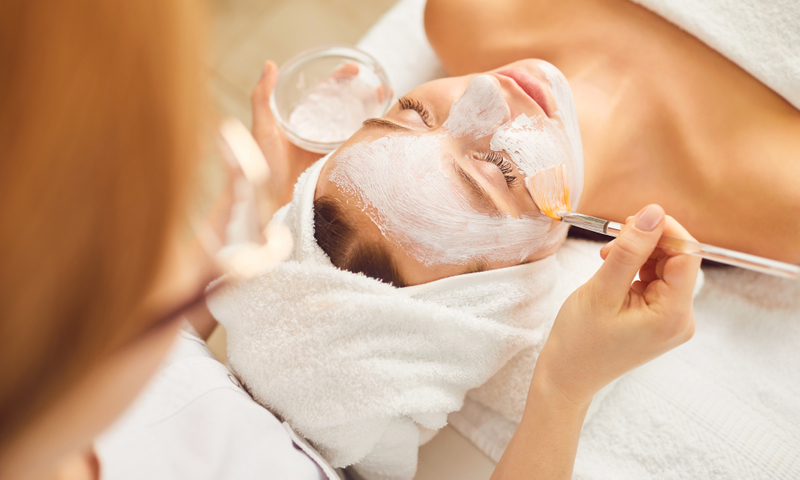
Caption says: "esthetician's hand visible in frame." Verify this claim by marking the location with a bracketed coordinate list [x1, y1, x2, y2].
[251, 60, 325, 207]
[492, 204, 701, 480]
[536, 204, 701, 407]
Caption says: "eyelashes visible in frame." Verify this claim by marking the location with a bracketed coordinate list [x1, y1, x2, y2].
[398, 96, 433, 127]
[398, 97, 515, 187]
[476, 151, 518, 186]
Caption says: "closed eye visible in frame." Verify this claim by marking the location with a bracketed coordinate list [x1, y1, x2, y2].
[474, 151, 518, 186]
[398, 96, 434, 127]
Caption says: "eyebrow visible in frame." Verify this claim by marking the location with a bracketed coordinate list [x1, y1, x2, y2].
[453, 161, 501, 215]
[361, 118, 413, 132]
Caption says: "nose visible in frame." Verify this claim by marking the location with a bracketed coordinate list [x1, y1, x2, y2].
[442, 74, 511, 139]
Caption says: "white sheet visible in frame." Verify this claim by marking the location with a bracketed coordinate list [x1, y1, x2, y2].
[358, 0, 800, 477]
[629, 0, 800, 110]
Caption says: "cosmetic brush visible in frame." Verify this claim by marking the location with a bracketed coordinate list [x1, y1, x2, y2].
[525, 164, 800, 280]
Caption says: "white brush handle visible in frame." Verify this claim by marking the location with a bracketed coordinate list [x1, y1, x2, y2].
[560, 212, 800, 280]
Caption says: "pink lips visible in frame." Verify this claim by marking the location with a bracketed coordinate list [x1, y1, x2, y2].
[495, 69, 554, 117]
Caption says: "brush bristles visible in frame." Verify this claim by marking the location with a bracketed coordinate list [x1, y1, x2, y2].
[525, 164, 572, 220]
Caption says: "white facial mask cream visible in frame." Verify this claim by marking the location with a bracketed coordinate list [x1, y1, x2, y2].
[442, 74, 510, 139]
[288, 73, 384, 143]
[330, 135, 557, 266]
[329, 64, 583, 267]
[490, 63, 583, 209]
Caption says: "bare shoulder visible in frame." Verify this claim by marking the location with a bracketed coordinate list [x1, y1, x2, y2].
[423, 0, 479, 74]
[424, 0, 538, 75]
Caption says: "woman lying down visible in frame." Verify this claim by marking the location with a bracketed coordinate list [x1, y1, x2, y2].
[207, 60, 680, 480]
[208, 3, 800, 479]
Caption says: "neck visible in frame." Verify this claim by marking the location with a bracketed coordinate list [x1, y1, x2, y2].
[536, 0, 800, 196]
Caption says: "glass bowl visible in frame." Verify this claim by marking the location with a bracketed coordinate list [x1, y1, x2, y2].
[269, 44, 394, 154]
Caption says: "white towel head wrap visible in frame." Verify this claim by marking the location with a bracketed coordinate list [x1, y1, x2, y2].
[207, 151, 604, 480]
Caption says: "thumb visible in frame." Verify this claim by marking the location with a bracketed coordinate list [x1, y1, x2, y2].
[592, 204, 665, 299]
[251, 60, 278, 132]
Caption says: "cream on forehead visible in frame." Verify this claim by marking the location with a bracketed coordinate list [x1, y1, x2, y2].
[442, 74, 510, 138]
[329, 135, 560, 266]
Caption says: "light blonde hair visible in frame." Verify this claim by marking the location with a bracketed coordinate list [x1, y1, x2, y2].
[0, 0, 206, 447]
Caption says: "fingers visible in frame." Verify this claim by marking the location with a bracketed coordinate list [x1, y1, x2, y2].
[660, 215, 697, 246]
[638, 257, 660, 284]
[656, 216, 702, 301]
[375, 84, 391, 103]
[252, 60, 278, 133]
[591, 204, 666, 300]
[332, 62, 359, 79]
[599, 239, 614, 260]
[630, 280, 647, 295]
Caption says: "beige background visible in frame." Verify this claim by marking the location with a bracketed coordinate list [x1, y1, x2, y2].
[204, 1, 496, 477]
[209, 0, 398, 126]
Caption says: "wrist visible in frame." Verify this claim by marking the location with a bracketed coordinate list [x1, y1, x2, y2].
[529, 364, 593, 413]
[492, 364, 590, 479]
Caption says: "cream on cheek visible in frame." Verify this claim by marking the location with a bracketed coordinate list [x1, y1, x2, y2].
[330, 135, 556, 266]
[442, 74, 510, 138]
[490, 63, 584, 208]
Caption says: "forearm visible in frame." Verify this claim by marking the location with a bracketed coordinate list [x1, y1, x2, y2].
[491, 373, 589, 480]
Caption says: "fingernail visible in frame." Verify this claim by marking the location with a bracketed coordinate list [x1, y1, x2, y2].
[599, 239, 614, 258]
[634, 205, 663, 232]
[260, 62, 272, 80]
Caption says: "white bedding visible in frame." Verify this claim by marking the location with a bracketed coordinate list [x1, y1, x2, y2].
[357, 0, 800, 477]
[629, 0, 800, 110]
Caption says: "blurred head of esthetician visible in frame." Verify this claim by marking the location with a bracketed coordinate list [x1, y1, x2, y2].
[0, 1, 210, 478]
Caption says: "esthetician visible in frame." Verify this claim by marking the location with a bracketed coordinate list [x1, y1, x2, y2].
[0, 1, 700, 479]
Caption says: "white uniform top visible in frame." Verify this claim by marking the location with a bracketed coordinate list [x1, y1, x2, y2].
[95, 328, 342, 480]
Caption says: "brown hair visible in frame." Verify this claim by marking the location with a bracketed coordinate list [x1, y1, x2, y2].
[313, 196, 406, 287]
[0, 0, 205, 447]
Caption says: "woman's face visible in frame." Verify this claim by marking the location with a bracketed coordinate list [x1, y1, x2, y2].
[315, 59, 583, 285]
